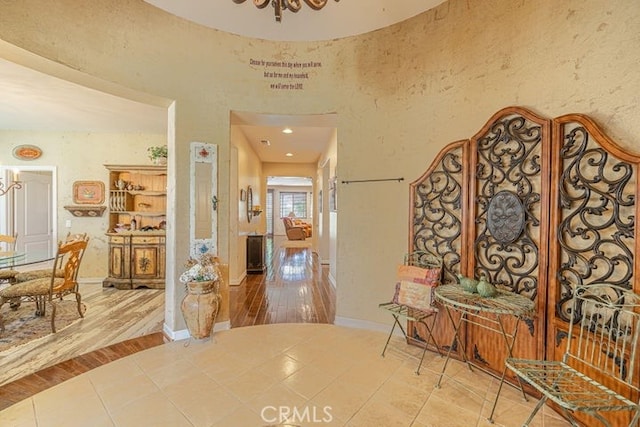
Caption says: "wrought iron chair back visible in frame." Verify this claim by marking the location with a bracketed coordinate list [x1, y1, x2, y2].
[566, 285, 640, 395]
[506, 284, 640, 426]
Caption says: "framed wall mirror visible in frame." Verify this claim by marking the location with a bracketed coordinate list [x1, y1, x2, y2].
[190, 142, 218, 257]
[246, 185, 253, 222]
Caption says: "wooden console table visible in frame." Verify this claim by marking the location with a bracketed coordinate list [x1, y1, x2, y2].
[434, 284, 534, 423]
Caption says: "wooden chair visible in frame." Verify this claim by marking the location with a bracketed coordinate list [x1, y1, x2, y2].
[13, 233, 86, 283]
[506, 284, 640, 427]
[283, 217, 307, 240]
[0, 235, 89, 334]
[0, 233, 19, 285]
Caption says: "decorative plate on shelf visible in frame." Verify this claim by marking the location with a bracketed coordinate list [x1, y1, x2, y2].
[12, 144, 43, 160]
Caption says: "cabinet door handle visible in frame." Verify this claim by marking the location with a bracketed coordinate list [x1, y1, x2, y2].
[211, 195, 218, 211]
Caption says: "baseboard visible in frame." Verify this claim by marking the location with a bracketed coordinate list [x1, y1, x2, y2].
[163, 320, 231, 341]
[229, 272, 246, 286]
[334, 316, 400, 335]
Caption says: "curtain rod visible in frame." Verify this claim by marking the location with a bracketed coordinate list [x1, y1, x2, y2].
[341, 177, 404, 184]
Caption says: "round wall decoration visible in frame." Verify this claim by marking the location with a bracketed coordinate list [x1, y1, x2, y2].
[13, 144, 43, 160]
[487, 190, 525, 244]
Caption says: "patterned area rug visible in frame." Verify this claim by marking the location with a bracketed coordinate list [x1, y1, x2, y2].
[0, 299, 85, 354]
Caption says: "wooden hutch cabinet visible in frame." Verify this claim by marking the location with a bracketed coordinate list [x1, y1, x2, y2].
[103, 164, 166, 290]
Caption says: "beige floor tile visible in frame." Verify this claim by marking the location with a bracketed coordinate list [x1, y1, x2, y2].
[93, 371, 160, 413]
[109, 390, 191, 427]
[375, 375, 433, 416]
[245, 382, 307, 416]
[222, 368, 281, 402]
[255, 353, 305, 381]
[307, 380, 373, 423]
[0, 398, 37, 427]
[346, 398, 416, 427]
[415, 391, 480, 427]
[282, 364, 340, 400]
[211, 403, 265, 426]
[165, 376, 243, 426]
[33, 377, 113, 427]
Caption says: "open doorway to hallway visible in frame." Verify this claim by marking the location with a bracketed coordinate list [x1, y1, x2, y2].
[229, 111, 338, 289]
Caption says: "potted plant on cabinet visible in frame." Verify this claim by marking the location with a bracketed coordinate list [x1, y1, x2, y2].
[147, 145, 168, 165]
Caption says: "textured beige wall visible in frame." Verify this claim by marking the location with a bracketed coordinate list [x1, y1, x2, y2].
[0, 0, 638, 331]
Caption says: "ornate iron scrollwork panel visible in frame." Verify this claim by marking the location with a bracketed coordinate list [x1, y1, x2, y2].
[474, 115, 543, 300]
[412, 146, 463, 285]
[555, 123, 636, 321]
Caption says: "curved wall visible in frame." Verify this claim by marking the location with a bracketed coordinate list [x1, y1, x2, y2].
[0, 0, 638, 332]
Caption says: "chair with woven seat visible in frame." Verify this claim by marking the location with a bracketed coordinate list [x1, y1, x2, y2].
[506, 284, 640, 427]
[0, 235, 89, 334]
[0, 233, 19, 285]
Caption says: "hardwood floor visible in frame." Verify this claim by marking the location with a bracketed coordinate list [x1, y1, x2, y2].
[0, 239, 335, 410]
[230, 243, 335, 326]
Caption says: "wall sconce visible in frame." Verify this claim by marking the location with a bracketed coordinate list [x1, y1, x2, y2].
[0, 177, 22, 197]
[251, 205, 263, 216]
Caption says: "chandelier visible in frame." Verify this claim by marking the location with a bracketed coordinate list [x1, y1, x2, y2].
[232, 0, 340, 22]
[0, 178, 22, 197]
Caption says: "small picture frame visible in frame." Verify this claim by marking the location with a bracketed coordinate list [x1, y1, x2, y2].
[240, 188, 246, 201]
[73, 181, 105, 205]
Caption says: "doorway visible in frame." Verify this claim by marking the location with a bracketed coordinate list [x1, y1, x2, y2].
[0, 166, 56, 255]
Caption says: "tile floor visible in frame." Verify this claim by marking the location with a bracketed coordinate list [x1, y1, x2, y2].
[0, 323, 569, 427]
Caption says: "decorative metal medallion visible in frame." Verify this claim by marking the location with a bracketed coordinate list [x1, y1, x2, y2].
[487, 190, 525, 244]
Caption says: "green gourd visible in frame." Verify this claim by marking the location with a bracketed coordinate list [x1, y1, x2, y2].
[477, 276, 497, 297]
[457, 273, 478, 293]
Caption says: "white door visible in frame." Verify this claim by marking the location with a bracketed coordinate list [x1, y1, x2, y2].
[14, 170, 54, 255]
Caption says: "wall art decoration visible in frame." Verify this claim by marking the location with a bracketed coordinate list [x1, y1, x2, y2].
[12, 144, 43, 160]
[73, 180, 105, 205]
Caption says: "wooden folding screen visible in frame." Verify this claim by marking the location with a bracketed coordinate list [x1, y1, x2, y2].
[409, 107, 640, 424]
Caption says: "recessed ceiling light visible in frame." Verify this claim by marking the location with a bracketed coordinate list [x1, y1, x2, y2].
[286, 153, 293, 157]
[282, 127, 293, 134]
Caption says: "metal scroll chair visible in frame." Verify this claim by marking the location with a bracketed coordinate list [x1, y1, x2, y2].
[379, 251, 443, 374]
[0, 233, 19, 284]
[0, 235, 89, 334]
[506, 284, 640, 427]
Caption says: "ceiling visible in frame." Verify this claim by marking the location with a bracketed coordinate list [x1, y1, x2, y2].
[0, 0, 445, 165]
[144, 0, 446, 42]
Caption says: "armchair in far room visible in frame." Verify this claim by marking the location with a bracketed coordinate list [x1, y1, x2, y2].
[292, 219, 312, 237]
[282, 217, 307, 241]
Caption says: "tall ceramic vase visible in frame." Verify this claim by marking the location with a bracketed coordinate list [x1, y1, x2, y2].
[181, 280, 221, 339]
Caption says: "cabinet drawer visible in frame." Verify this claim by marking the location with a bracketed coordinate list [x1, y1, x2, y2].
[131, 236, 163, 244]
[109, 236, 126, 244]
